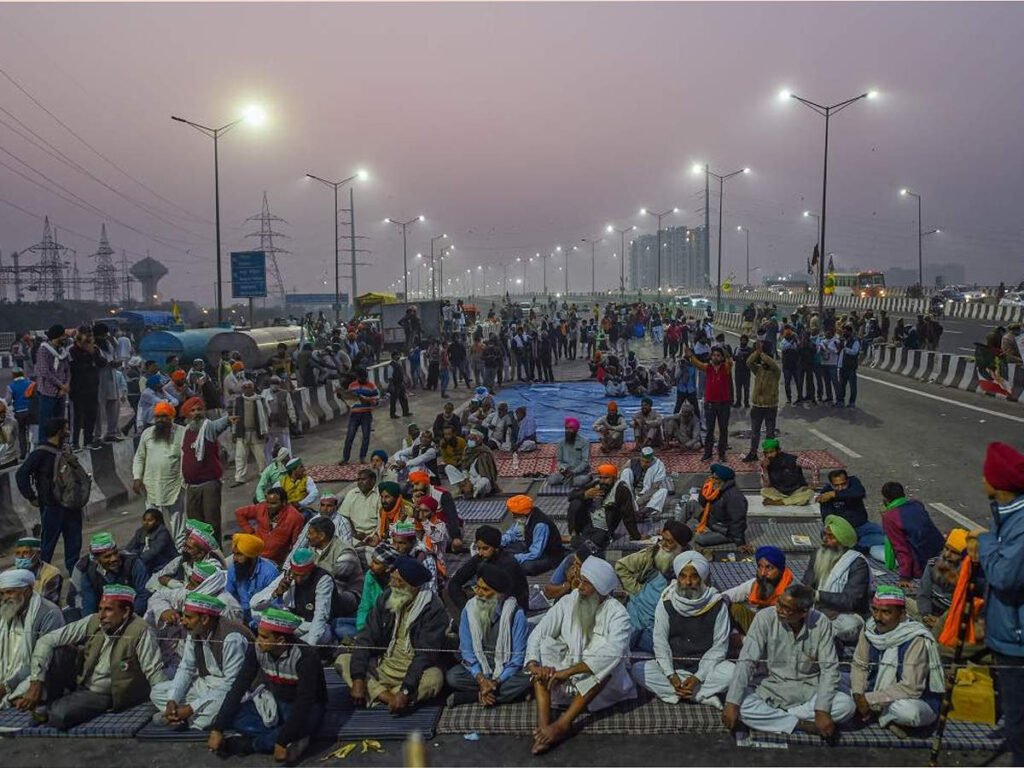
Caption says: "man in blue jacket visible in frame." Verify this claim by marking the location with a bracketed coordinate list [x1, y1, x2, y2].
[968, 442, 1024, 766]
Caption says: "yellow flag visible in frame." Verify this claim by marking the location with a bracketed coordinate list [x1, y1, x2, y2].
[722, 280, 732, 293]
[171, 301, 182, 323]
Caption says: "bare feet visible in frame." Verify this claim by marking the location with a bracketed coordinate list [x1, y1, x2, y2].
[531, 721, 570, 755]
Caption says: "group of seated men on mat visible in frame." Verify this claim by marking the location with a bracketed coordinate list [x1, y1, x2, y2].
[2, 392, 1019, 763]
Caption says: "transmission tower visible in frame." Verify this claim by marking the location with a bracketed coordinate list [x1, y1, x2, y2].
[25, 217, 71, 302]
[120, 249, 133, 305]
[70, 250, 82, 301]
[90, 224, 120, 305]
[244, 192, 289, 308]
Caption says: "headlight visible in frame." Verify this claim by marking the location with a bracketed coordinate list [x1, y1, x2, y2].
[879, 290, 885, 296]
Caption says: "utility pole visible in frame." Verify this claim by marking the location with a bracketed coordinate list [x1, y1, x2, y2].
[581, 237, 603, 295]
[385, 216, 425, 300]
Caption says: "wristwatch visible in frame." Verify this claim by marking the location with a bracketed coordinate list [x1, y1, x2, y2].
[399, 687, 411, 697]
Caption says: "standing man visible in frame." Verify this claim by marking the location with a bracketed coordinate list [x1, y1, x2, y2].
[340, 367, 378, 465]
[180, 397, 235, 545]
[743, 341, 781, 463]
[387, 350, 412, 419]
[968, 442, 1024, 766]
[35, 325, 71, 434]
[262, 376, 296, 465]
[689, 346, 732, 462]
[132, 401, 187, 546]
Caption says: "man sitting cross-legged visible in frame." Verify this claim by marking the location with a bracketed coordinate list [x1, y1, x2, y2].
[851, 585, 945, 738]
[722, 583, 855, 738]
[759, 439, 813, 506]
[445, 564, 532, 707]
[336, 556, 448, 713]
[618, 446, 672, 523]
[0, 569, 64, 709]
[525, 557, 636, 755]
[801, 515, 871, 644]
[631, 552, 735, 707]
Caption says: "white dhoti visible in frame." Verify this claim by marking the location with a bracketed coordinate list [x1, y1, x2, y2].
[877, 698, 938, 729]
[535, 636, 636, 713]
[829, 613, 865, 644]
[737, 690, 856, 734]
[630, 659, 735, 706]
[618, 468, 670, 515]
[150, 676, 229, 730]
[516, 440, 537, 453]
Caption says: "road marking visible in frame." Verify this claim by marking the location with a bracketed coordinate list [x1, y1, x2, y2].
[943, 329, 963, 334]
[931, 502, 980, 530]
[857, 374, 1024, 424]
[958, 347, 975, 352]
[807, 428, 863, 459]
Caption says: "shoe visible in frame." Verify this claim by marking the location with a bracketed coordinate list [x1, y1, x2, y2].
[284, 737, 310, 763]
[337, 459, 349, 465]
[741, 453, 757, 463]
[229, 480, 245, 488]
[701, 453, 712, 461]
[224, 735, 254, 756]
[390, 414, 399, 419]
[87, 441, 103, 450]
[102, 435, 117, 443]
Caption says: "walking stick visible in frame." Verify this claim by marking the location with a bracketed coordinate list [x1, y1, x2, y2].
[929, 559, 977, 767]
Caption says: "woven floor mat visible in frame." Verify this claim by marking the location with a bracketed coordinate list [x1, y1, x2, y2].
[317, 702, 443, 741]
[0, 702, 156, 738]
[495, 454, 557, 477]
[308, 463, 370, 482]
[533, 496, 571, 518]
[135, 722, 209, 742]
[697, 519, 821, 553]
[708, 559, 811, 590]
[436, 690, 725, 735]
[497, 477, 536, 495]
[537, 479, 574, 496]
[455, 499, 509, 523]
[747, 718, 1005, 751]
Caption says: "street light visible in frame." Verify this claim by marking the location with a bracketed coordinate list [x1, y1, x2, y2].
[429, 233, 448, 300]
[385, 215, 425, 299]
[556, 245, 578, 296]
[607, 224, 637, 297]
[899, 189, 940, 287]
[736, 225, 751, 288]
[692, 164, 749, 311]
[581, 237, 604, 295]
[640, 208, 681, 297]
[305, 169, 367, 323]
[171, 105, 267, 323]
[780, 86, 878, 316]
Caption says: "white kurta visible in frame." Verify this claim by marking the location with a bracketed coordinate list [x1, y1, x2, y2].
[524, 591, 636, 712]
[619, 461, 670, 515]
[250, 572, 334, 645]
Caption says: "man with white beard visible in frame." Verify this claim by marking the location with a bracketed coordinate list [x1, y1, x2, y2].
[525, 556, 636, 755]
[132, 401, 187, 547]
[336, 556, 448, 713]
[446, 564, 532, 707]
[800, 514, 871, 644]
[614, 521, 692, 596]
[0, 570, 64, 709]
[631, 552, 734, 707]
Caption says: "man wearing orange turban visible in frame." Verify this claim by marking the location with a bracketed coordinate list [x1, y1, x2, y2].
[133, 396, 188, 545]
[499, 495, 564, 576]
[180, 395, 235, 544]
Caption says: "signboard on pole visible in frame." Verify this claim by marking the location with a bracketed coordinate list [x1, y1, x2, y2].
[230, 251, 267, 298]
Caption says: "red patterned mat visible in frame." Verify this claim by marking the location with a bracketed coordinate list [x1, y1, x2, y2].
[307, 463, 370, 482]
[494, 443, 557, 477]
[588, 448, 845, 476]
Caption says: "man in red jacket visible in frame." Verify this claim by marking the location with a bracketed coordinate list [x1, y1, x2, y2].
[690, 346, 733, 462]
[234, 487, 306, 566]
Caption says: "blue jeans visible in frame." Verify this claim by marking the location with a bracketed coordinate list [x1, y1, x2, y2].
[41, 505, 83, 575]
[823, 366, 840, 401]
[854, 521, 885, 561]
[331, 617, 358, 641]
[439, 369, 450, 397]
[37, 394, 65, 434]
[342, 412, 372, 461]
[630, 626, 654, 653]
[838, 367, 858, 405]
[232, 699, 324, 754]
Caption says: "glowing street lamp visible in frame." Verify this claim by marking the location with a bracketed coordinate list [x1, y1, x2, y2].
[607, 224, 637, 296]
[640, 208, 681, 296]
[385, 215, 425, 299]
[899, 188, 941, 287]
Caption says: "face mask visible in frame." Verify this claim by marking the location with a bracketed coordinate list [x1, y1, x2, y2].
[467, 439, 477, 449]
[14, 557, 33, 569]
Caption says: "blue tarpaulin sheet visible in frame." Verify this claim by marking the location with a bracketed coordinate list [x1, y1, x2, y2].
[490, 382, 675, 441]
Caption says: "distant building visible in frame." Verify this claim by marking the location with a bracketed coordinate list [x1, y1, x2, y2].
[885, 262, 966, 287]
[629, 225, 708, 291]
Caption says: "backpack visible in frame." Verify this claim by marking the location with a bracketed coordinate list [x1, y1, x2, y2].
[40, 445, 93, 509]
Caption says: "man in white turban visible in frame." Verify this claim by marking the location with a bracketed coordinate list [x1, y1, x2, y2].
[524, 556, 636, 755]
[630, 552, 734, 707]
[0, 569, 64, 708]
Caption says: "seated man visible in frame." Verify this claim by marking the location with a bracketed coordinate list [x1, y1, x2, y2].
[592, 401, 627, 453]
[250, 548, 337, 645]
[631, 397, 664, 450]
[291, 493, 355, 558]
[631, 552, 735, 706]
[12, 536, 63, 606]
[337, 556, 448, 712]
[446, 564, 532, 707]
[625, 549, 675, 653]
[234, 487, 307, 567]
[253, 446, 291, 501]
[303, 518, 363, 640]
[150, 593, 257, 731]
[500, 495, 566, 576]
[372, 481, 415, 546]
[546, 417, 592, 488]
[615, 521, 692, 595]
[390, 519, 445, 593]
[210, 608, 326, 762]
[278, 457, 320, 516]
[390, 428, 439, 480]
[225, 534, 278, 628]
[723, 583, 855, 738]
[759, 439, 813, 506]
[662, 402, 701, 451]
[146, 520, 224, 595]
[447, 525, 529, 615]
[21, 585, 165, 730]
[369, 449, 398, 485]
[482, 402, 515, 451]
[603, 370, 627, 397]
[356, 543, 399, 633]
[649, 363, 672, 395]
[510, 406, 538, 453]
[77, 532, 151, 618]
[851, 586, 945, 737]
[541, 544, 596, 604]
[722, 546, 794, 633]
[915, 529, 967, 630]
[619, 446, 672, 522]
[686, 464, 749, 549]
[446, 430, 501, 499]
[437, 424, 467, 476]
[880, 482, 945, 586]
[431, 401, 461, 439]
[408, 470, 464, 552]
[0, 569, 64, 709]
[340, 468, 381, 544]
[525, 557, 636, 755]
[567, 464, 642, 548]
[815, 469, 885, 561]
[801, 515, 871, 644]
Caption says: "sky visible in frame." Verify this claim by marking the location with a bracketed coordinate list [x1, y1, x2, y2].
[1, 1, 1023, 306]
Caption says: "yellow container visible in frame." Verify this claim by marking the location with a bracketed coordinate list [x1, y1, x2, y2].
[948, 665, 997, 724]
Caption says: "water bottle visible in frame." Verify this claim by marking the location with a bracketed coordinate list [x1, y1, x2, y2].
[511, 451, 520, 474]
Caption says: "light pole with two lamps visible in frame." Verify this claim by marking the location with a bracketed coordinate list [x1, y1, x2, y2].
[692, 164, 749, 312]
[384, 215, 425, 300]
[900, 188, 940, 289]
[640, 208, 680, 298]
[607, 224, 636, 297]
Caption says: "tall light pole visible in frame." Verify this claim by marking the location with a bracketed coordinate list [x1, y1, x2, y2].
[693, 164, 749, 311]
[640, 208, 680, 297]
[780, 87, 878, 316]
[581, 237, 604, 295]
[305, 169, 367, 323]
[607, 224, 636, 298]
[736, 225, 751, 288]
[429, 233, 448, 300]
[540, 252, 549, 296]
[385, 215, 425, 300]
[171, 105, 266, 324]
[438, 243, 454, 297]
[899, 188, 940, 288]
[555, 245, 577, 296]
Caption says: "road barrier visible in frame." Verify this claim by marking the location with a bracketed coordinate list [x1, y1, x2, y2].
[866, 345, 1022, 404]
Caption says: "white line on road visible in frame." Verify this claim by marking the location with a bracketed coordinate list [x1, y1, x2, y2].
[807, 428, 863, 459]
[931, 502, 980, 530]
[943, 329, 963, 334]
[857, 373, 1024, 424]
[958, 347, 975, 352]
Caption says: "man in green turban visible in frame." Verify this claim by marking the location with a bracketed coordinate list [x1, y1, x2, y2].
[759, 439, 813, 506]
[799, 514, 871, 643]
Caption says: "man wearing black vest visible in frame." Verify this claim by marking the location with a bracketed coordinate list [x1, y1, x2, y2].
[150, 592, 257, 731]
[630, 551, 734, 706]
[499, 495, 565, 576]
[20, 584, 165, 729]
[250, 548, 338, 646]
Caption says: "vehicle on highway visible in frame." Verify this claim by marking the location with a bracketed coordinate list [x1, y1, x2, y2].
[999, 291, 1024, 308]
[832, 270, 886, 298]
[936, 287, 966, 303]
[953, 285, 988, 302]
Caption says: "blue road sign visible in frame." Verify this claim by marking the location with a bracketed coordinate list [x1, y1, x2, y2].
[230, 251, 267, 298]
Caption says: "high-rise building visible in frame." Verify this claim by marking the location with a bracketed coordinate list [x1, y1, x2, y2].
[629, 225, 708, 291]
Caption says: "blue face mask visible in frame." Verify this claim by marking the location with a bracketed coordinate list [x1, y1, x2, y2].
[14, 557, 33, 570]
[466, 439, 477, 449]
